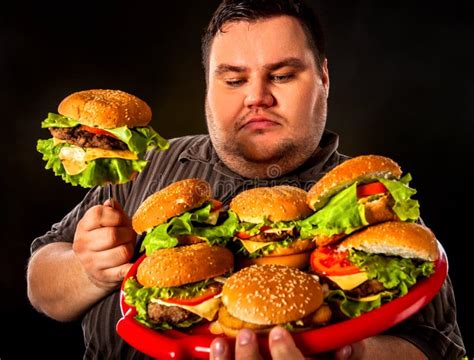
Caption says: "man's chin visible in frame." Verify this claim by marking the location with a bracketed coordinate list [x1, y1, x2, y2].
[232, 139, 297, 164]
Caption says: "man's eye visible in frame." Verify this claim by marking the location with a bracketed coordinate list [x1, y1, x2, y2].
[225, 79, 246, 87]
[271, 74, 294, 83]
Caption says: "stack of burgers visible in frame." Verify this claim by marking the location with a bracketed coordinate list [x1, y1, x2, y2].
[123, 155, 440, 335]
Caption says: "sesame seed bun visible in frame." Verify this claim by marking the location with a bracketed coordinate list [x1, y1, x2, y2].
[338, 221, 439, 261]
[136, 243, 234, 288]
[230, 185, 313, 223]
[132, 178, 212, 234]
[221, 264, 323, 326]
[58, 89, 152, 128]
[236, 250, 313, 270]
[307, 155, 402, 211]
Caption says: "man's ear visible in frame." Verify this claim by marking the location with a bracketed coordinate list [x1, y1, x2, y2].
[321, 58, 330, 97]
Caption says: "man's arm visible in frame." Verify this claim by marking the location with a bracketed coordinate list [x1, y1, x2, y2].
[27, 242, 111, 321]
[27, 199, 136, 322]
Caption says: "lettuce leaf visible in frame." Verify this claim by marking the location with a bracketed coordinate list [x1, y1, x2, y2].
[379, 174, 419, 221]
[325, 252, 435, 318]
[140, 205, 239, 255]
[348, 250, 434, 296]
[297, 176, 419, 239]
[41, 113, 80, 128]
[299, 183, 368, 238]
[37, 139, 147, 187]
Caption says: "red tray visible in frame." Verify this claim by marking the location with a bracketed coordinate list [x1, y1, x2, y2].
[117, 243, 448, 359]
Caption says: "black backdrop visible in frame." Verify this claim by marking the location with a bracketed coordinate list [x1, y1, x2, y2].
[1, 1, 472, 358]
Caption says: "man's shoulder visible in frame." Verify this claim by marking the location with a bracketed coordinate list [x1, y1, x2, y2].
[168, 134, 211, 148]
[148, 134, 211, 160]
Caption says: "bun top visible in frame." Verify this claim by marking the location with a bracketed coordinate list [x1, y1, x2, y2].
[222, 264, 323, 325]
[307, 155, 402, 211]
[230, 185, 312, 223]
[339, 221, 439, 261]
[137, 243, 234, 288]
[58, 89, 152, 128]
[132, 178, 212, 234]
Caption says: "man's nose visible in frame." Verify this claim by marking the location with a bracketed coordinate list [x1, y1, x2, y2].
[244, 79, 275, 108]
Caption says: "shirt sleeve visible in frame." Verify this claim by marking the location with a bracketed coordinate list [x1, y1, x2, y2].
[384, 275, 466, 360]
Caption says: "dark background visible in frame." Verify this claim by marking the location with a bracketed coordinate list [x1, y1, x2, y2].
[1, 1, 472, 358]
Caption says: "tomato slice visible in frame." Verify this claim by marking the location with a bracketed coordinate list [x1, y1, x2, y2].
[310, 246, 361, 276]
[163, 284, 221, 306]
[80, 125, 118, 139]
[236, 231, 252, 239]
[209, 199, 223, 211]
[357, 181, 387, 198]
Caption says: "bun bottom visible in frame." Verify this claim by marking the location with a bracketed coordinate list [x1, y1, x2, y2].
[236, 251, 311, 270]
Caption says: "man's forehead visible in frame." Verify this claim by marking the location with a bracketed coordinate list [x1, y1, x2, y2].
[210, 15, 313, 68]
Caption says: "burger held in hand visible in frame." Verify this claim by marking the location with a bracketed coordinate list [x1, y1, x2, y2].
[310, 221, 439, 319]
[230, 185, 315, 269]
[132, 178, 239, 255]
[210, 264, 331, 336]
[299, 155, 420, 247]
[124, 243, 234, 329]
[37, 89, 169, 187]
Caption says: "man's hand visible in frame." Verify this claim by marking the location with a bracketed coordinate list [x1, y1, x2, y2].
[210, 327, 428, 360]
[210, 326, 305, 360]
[73, 198, 136, 290]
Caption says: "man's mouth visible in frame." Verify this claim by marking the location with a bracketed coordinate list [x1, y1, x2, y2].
[239, 116, 281, 131]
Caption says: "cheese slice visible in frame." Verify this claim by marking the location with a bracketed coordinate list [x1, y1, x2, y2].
[152, 296, 222, 321]
[58, 145, 137, 176]
[327, 272, 369, 291]
[84, 148, 137, 161]
[240, 239, 274, 254]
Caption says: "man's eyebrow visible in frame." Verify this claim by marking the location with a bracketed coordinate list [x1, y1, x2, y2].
[213, 58, 306, 76]
[264, 58, 306, 71]
[214, 64, 248, 76]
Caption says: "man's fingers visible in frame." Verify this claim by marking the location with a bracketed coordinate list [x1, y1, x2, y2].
[104, 198, 125, 212]
[79, 204, 131, 231]
[210, 337, 231, 360]
[235, 329, 262, 360]
[333, 345, 353, 360]
[268, 326, 305, 360]
[85, 242, 135, 270]
[79, 226, 136, 251]
[90, 262, 133, 288]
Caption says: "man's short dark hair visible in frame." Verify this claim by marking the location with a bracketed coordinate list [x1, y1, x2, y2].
[201, 0, 326, 80]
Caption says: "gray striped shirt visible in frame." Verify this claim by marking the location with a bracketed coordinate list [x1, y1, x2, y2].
[31, 131, 465, 359]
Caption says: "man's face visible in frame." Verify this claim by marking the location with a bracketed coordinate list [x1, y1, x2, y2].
[206, 15, 329, 176]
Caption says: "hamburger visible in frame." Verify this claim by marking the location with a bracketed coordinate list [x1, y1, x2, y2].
[124, 243, 234, 329]
[210, 264, 329, 336]
[310, 221, 439, 318]
[299, 155, 420, 246]
[230, 185, 315, 269]
[37, 89, 169, 187]
[132, 178, 239, 255]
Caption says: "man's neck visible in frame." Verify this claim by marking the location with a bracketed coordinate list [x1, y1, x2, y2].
[216, 147, 319, 179]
